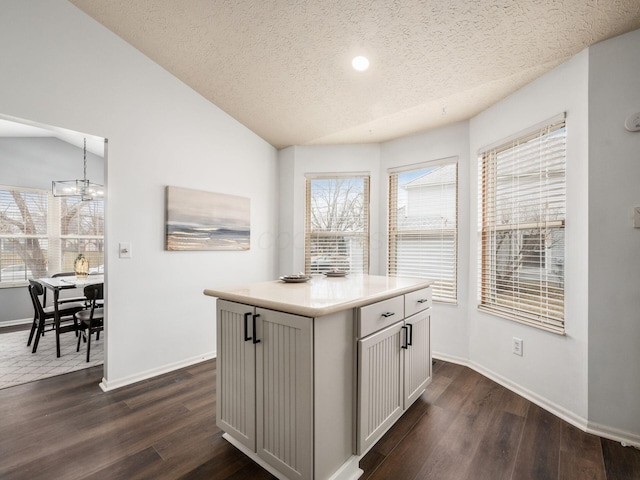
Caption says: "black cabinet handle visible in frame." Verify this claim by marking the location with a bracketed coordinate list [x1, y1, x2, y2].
[243, 312, 252, 342]
[401, 325, 408, 349]
[417, 299, 429, 304]
[252, 314, 261, 344]
[381, 311, 395, 318]
[407, 323, 413, 346]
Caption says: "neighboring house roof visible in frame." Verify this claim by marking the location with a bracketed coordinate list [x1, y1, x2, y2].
[397, 214, 454, 230]
[403, 166, 456, 189]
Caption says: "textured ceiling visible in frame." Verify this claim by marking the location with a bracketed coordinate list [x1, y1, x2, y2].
[69, 0, 640, 149]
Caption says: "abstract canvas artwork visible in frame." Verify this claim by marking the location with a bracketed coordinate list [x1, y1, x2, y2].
[165, 186, 250, 251]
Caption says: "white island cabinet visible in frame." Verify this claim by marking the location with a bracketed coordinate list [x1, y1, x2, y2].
[204, 274, 433, 480]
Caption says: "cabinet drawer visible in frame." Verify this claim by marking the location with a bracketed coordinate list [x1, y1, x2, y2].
[404, 287, 432, 317]
[358, 295, 404, 338]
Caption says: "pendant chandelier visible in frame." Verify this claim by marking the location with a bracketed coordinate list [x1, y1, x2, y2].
[52, 138, 103, 201]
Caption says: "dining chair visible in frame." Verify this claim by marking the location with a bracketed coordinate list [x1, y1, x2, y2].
[75, 283, 104, 362]
[27, 279, 86, 354]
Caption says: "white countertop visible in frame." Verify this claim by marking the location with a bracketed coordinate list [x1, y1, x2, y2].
[203, 274, 433, 317]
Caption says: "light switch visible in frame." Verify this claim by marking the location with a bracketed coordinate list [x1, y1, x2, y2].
[625, 113, 640, 132]
[634, 207, 640, 228]
[119, 242, 132, 258]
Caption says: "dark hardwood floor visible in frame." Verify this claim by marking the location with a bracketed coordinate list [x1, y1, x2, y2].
[0, 359, 638, 479]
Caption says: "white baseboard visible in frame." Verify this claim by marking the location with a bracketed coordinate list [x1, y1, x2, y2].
[99, 350, 216, 392]
[223, 434, 291, 480]
[432, 351, 470, 367]
[0, 317, 32, 327]
[223, 433, 363, 480]
[432, 351, 639, 448]
[587, 421, 640, 449]
[327, 455, 363, 480]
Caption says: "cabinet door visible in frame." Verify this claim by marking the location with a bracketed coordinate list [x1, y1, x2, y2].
[216, 300, 256, 451]
[403, 309, 431, 409]
[256, 308, 313, 480]
[357, 321, 404, 454]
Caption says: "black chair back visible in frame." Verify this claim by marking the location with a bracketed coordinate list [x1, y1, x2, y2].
[28, 279, 45, 318]
[77, 283, 104, 362]
[83, 283, 104, 302]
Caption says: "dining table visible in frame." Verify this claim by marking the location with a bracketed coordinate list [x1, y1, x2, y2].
[39, 274, 104, 357]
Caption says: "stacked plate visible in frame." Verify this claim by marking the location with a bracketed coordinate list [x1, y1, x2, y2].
[324, 270, 348, 277]
[279, 274, 311, 283]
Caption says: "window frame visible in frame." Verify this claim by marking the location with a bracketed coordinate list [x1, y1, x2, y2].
[59, 195, 105, 273]
[388, 157, 458, 303]
[304, 173, 370, 275]
[0, 185, 104, 287]
[477, 114, 566, 333]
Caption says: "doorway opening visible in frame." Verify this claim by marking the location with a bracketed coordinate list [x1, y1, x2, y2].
[0, 114, 107, 390]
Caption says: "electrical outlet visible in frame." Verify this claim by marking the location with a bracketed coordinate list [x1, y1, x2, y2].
[634, 207, 640, 228]
[512, 337, 523, 356]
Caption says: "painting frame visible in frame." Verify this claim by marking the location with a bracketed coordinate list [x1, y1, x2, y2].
[165, 186, 250, 251]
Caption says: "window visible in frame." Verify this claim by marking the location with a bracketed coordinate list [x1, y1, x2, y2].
[60, 196, 104, 272]
[305, 174, 370, 274]
[0, 185, 104, 285]
[0, 187, 48, 283]
[388, 158, 458, 303]
[478, 114, 566, 333]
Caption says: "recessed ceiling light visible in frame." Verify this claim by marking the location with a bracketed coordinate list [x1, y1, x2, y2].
[352, 56, 370, 72]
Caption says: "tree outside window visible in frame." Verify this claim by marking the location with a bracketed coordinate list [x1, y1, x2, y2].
[0, 186, 104, 284]
[305, 175, 370, 274]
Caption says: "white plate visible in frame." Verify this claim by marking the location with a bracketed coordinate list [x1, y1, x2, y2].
[324, 271, 348, 277]
[280, 276, 310, 283]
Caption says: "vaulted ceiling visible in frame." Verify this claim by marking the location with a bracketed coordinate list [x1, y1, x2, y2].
[70, 0, 640, 149]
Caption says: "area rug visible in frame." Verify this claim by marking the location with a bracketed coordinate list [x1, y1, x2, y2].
[0, 328, 103, 389]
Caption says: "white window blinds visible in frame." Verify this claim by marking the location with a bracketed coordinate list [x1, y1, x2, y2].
[388, 158, 458, 303]
[0, 186, 48, 283]
[60, 197, 105, 272]
[305, 175, 370, 274]
[0, 185, 105, 285]
[478, 115, 566, 333]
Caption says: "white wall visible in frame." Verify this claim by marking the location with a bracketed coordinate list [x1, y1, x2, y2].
[380, 122, 470, 361]
[0, 137, 104, 191]
[468, 51, 590, 424]
[277, 146, 297, 275]
[278, 144, 381, 276]
[588, 29, 640, 441]
[0, 0, 278, 387]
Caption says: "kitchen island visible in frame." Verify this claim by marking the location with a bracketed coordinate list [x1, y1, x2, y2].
[204, 274, 433, 480]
